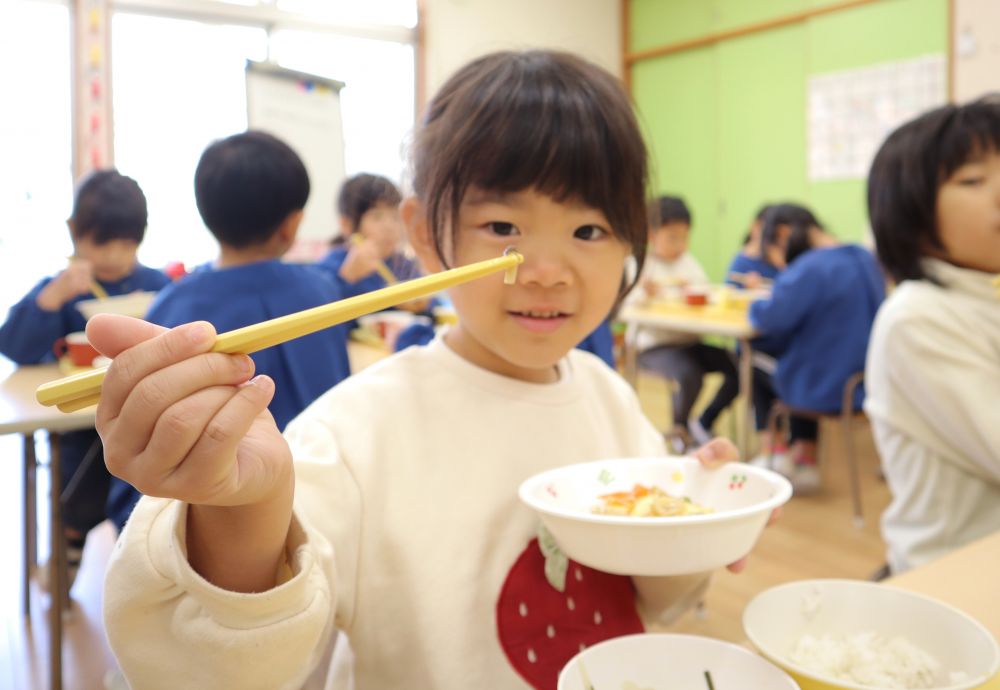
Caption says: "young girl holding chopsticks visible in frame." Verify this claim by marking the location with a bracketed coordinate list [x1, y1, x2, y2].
[865, 95, 1000, 574]
[90, 50, 757, 690]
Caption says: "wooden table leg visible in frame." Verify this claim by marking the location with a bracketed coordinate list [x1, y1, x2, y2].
[48, 431, 63, 690]
[624, 324, 639, 388]
[737, 339, 754, 459]
[23, 432, 37, 618]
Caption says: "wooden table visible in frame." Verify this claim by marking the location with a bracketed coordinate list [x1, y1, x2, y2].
[619, 301, 756, 457]
[0, 363, 96, 690]
[888, 530, 1000, 641]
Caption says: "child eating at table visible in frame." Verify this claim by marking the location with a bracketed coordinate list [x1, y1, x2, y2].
[103, 131, 354, 533]
[317, 172, 437, 322]
[750, 204, 884, 493]
[0, 169, 169, 592]
[624, 195, 739, 450]
[91, 50, 760, 690]
[865, 95, 1000, 573]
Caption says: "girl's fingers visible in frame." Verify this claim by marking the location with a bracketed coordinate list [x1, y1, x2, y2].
[104, 350, 256, 461]
[87, 313, 167, 358]
[160, 375, 277, 505]
[116, 384, 246, 492]
[693, 437, 739, 468]
[97, 321, 218, 427]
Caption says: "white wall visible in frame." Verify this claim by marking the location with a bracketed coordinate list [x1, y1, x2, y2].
[423, 0, 622, 96]
[953, 0, 1000, 102]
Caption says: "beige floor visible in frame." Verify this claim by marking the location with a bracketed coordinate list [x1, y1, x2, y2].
[0, 372, 891, 689]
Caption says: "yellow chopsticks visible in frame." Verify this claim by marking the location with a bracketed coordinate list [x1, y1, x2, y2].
[89, 280, 109, 300]
[350, 234, 398, 285]
[993, 274, 999, 298]
[67, 255, 110, 299]
[37, 249, 523, 413]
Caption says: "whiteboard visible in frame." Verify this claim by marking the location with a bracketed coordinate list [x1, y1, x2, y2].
[246, 61, 345, 243]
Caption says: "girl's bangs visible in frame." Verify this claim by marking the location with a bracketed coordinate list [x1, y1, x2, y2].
[453, 85, 630, 231]
[937, 99, 1000, 179]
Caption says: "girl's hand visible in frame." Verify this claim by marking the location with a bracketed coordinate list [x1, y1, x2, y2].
[339, 237, 385, 284]
[691, 438, 781, 573]
[641, 278, 660, 298]
[88, 314, 293, 510]
[36, 260, 94, 310]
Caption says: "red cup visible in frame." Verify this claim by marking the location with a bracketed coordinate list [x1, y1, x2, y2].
[684, 290, 709, 306]
[53, 331, 100, 367]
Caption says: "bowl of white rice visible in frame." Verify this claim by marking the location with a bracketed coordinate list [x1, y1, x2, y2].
[743, 579, 1000, 690]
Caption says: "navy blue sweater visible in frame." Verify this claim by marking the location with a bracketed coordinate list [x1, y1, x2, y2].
[0, 264, 169, 364]
[749, 245, 884, 412]
[145, 260, 351, 431]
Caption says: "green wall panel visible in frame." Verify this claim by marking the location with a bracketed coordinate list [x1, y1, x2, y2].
[630, 0, 948, 279]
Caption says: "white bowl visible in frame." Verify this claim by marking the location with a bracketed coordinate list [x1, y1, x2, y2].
[518, 456, 791, 576]
[743, 579, 1000, 690]
[558, 633, 799, 690]
[76, 291, 156, 320]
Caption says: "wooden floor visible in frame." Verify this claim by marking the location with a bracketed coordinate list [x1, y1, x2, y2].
[0, 372, 891, 689]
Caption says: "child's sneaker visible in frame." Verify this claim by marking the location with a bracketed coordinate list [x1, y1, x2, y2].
[687, 417, 712, 446]
[749, 451, 794, 477]
[790, 463, 822, 495]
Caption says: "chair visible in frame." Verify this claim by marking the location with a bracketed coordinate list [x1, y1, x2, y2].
[765, 371, 867, 528]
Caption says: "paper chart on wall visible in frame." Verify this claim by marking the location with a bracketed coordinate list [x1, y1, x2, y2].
[807, 54, 946, 181]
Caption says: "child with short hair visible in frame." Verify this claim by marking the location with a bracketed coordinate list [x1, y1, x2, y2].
[104, 130, 354, 533]
[92, 51, 757, 690]
[144, 130, 351, 433]
[0, 169, 169, 588]
[625, 195, 739, 449]
[725, 204, 782, 288]
[865, 95, 1000, 573]
[750, 204, 885, 493]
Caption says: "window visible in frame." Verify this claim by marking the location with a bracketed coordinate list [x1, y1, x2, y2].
[0, 1, 72, 316]
[109, 1, 417, 269]
[112, 13, 268, 269]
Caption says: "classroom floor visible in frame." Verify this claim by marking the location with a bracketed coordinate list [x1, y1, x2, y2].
[0, 372, 892, 689]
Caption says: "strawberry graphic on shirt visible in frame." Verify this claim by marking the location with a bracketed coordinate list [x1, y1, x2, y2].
[496, 528, 644, 690]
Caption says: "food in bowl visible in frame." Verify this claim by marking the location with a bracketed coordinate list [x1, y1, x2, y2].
[519, 457, 791, 576]
[76, 290, 156, 320]
[788, 631, 966, 688]
[593, 483, 712, 517]
[743, 579, 1000, 690]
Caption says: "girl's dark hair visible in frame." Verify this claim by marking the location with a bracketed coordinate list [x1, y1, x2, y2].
[337, 173, 402, 234]
[71, 169, 148, 244]
[410, 50, 649, 296]
[741, 203, 774, 246]
[760, 202, 825, 265]
[867, 94, 1000, 283]
[648, 195, 692, 228]
[194, 130, 310, 249]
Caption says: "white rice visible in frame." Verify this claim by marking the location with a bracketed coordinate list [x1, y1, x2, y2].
[789, 631, 968, 688]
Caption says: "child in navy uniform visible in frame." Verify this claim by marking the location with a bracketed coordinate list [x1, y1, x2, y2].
[726, 204, 782, 288]
[0, 169, 169, 589]
[107, 131, 352, 529]
[749, 207, 885, 492]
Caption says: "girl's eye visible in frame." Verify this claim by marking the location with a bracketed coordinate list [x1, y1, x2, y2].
[957, 176, 985, 186]
[574, 224, 610, 241]
[485, 221, 518, 237]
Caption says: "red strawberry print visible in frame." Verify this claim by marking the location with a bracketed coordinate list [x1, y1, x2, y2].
[496, 534, 644, 689]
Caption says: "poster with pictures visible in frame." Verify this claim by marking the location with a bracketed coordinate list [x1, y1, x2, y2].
[807, 54, 946, 181]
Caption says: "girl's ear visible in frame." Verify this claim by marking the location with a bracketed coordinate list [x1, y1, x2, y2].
[338, 215, 354, 237]
[402, 196, 444, 273]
